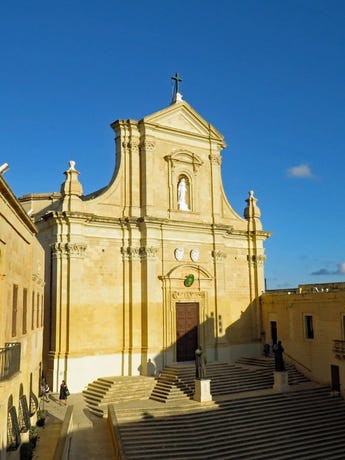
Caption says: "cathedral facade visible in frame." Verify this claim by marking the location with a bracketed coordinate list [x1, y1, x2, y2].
[21, 92, 270, 392]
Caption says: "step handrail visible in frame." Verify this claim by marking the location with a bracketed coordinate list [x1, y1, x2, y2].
[284, 352, 311, 373]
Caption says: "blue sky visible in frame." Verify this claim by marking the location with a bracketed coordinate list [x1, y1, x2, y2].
[1, 0, 344, 289]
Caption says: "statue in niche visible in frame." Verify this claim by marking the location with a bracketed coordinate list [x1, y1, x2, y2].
[177, 177, 189, 211]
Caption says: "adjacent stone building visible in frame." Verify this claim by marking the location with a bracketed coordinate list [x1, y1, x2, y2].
[20, 91, 270, 392]
[261, 282, 345, 397]
[0, 171, 45, 457]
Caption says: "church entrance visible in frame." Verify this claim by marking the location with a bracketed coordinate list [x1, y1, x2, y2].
[176, 302, 199, 361]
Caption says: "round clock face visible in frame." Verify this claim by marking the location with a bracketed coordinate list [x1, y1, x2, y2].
[184, 274, 195, 287]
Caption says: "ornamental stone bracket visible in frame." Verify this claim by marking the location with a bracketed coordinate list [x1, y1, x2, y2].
[247, 254, 266, 266]
[121, 246, 158, 261]
[51, 242, 87, 259]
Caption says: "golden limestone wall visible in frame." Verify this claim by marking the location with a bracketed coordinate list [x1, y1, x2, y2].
[261, 283, 345, 396]
[0, 176, 44, 456]
[21, 98, 270, 392]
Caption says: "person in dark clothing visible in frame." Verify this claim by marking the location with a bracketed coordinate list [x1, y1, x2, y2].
[59, 380, 69, 405]
[273, 341, 285, 371]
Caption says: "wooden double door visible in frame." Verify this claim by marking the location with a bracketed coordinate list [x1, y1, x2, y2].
[176, 302, 199, 362]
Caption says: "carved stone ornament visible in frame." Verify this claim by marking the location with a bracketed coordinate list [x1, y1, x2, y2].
[121, 246, 158, 260]
[247, 254, 266, 266]
[121, 246, 141, 260]
[174, 247, 184, 261]
[32, 273, 44, 286]
[190, 248, 200, 262]
[140, 138, 156, 153]
[212, 250, 227, 261]
[139, 246, 158, 260]
[209, 152, 222, 165]
[51, 242, 87, 258]
[172, 291, 205, 300]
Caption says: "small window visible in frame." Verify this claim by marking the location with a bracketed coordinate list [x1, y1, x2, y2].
[31, 291, 35, 330]
[305, 315, 314, 339]
[12, 285, 18, 337]
[22, 288, 28, 334]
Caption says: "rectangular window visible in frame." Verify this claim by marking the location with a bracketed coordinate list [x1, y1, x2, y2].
[22, 288, 28, 334]
[305, 315, 314, 339]
[31, 291, 35, 330]
[36, 293, 40, 328]
[12, 284, 18, 337]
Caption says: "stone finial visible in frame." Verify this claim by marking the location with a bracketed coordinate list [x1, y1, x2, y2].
[69, 160, 76, 170]
[60, 160, 83, 197]
[244, 190, 262, 228]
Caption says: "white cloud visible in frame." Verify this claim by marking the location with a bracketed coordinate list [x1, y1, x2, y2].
[287, 164, 314, 179]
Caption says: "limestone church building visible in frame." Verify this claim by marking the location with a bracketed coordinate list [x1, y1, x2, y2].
[21, 87, 270, 393]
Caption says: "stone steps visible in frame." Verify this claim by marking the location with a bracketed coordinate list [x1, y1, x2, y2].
[83, 376, 156, 417]
[113, 387, 345, 459]
[149, 358, 309, 403]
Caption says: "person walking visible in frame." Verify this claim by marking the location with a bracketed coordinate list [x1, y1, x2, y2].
[40, 379, 50, 402]
[59, 380, 69, 405]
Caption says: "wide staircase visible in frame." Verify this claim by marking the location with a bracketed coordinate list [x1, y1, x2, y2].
[114, 386, 345, 459]
[83, 358, 345, 458]
[149, 357, 309, 403]
[83, 358, 310, 414]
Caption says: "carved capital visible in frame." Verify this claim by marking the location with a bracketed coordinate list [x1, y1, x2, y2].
[140, 138, 156, 153]
[122, 246, 158, 260]
[66, 243, 87, 257]
[247, 254, 266, 266]
[212, 250, 227, 261]
[209, 153, 221, 165]
[128, 138, 140, 152]
[140, 246, 158, 260]
[51, 242, 87, 259]
[121, 246, 141, 260]
[51, 242, 66, 258]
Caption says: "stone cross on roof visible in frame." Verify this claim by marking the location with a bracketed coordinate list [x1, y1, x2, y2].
[171, 72, 183, 103]
[171, 72, 182, 93]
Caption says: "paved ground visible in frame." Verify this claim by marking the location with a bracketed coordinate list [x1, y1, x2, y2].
[32, 392, 115, 459]
[31, 380, 322, 459]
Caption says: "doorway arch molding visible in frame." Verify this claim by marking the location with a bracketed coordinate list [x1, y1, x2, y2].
[159, 264, 214, 365]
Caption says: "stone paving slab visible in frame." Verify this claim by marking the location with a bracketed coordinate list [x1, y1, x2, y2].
[32, 392, 115, 459]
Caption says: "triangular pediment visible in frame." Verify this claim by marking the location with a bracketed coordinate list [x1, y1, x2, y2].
[142, 100, 224, 142]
